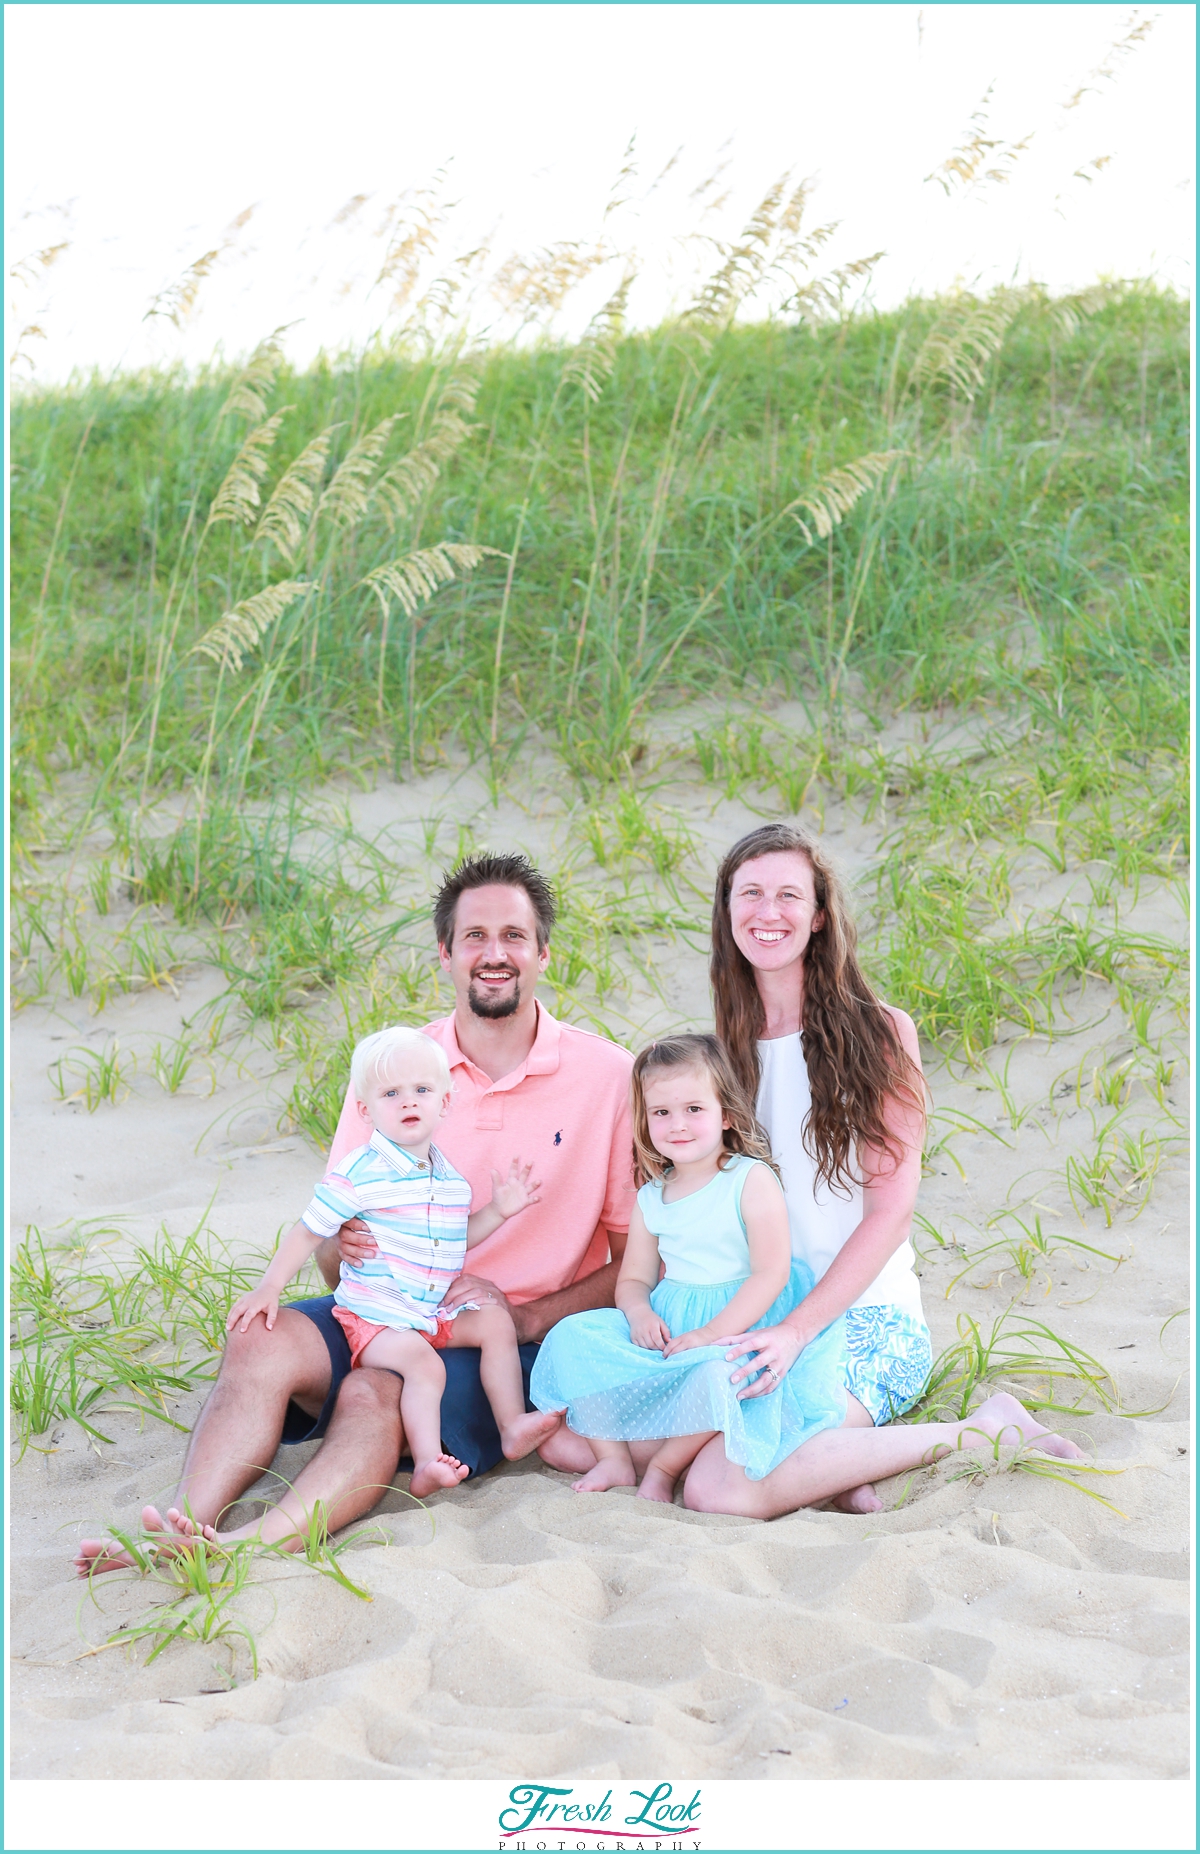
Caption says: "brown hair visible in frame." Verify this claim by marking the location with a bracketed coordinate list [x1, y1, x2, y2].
[711, 824, 925, 1194]
[433, 851, 556, 951]
[630, 1033, 778, 1187]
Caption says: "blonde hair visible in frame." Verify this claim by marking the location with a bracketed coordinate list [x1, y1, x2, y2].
[630, 1033, 777, 1187]
[351, 1025, 449, 1099]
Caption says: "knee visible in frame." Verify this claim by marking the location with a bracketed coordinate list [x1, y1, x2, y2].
[220, 1318, 289, 1383]
[682, 1448, 768, 1519]
[333, 1366, 403, 1421]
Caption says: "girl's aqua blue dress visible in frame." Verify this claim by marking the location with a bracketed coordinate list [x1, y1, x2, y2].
[530, 1154, 847, 1480]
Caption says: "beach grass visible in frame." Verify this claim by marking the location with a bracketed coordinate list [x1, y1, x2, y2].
[10, 278, 1188, 1667]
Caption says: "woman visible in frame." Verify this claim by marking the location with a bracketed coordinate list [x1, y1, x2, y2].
[680, 823, 1083, 1518]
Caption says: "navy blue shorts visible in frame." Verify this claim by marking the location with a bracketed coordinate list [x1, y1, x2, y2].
[280, 1295, 542, 1480]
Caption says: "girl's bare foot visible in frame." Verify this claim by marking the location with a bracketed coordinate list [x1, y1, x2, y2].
[572, 1457, 637, 1494]
[831, 1482, 883, 1514]
[409, 1453, 470, 1496]
[501, 1409, 563, 1461]
[968, 1391, 1086, 1460]
[636, 1466, 678, 1505]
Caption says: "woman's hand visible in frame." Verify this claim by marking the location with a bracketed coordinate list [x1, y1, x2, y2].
[661, 1325, 719, 1359]
[715, 1321, 806, 1399]
[627, 1308, 672, 1351]
[226, 1286, 281, 1334]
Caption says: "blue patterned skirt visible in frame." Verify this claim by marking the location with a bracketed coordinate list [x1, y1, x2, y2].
[530, 1261, 847, 1481]
[844, 1305, 933, 1423]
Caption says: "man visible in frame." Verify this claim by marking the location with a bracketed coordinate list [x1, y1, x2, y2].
[75, 852, 634, 1571]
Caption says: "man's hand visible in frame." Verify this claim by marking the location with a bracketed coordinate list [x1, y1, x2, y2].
[439, 1272, 520, 1327]
[661, 1325, 718, 1359]
[226, 1286, 281, 1334]
[337, 1218, 378, 1267]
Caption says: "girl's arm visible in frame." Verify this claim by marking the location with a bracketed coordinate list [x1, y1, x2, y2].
[661, 1162, 791, 1357]
[721, 1007, 925, 1397]
[227, 1221, 325, 1334]
[614, 1202, 671, 1350]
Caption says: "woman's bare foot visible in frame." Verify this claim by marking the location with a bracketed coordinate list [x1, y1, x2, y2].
[501, 1409, 563, 1461]
[73, 1503, 213, 1576]
[572, 1457, 637, 1494]
[409, 1453, 470, 1496]
[830, 1482, 883, 1514]
[636, 1466, 678, 1505]
[966, 1392, 1086, 1460]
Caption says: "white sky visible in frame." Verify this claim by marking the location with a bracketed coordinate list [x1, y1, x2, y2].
[5, 1, 1195, 383]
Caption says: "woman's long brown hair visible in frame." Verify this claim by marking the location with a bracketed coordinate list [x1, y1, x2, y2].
[711, 824, 925, 1194]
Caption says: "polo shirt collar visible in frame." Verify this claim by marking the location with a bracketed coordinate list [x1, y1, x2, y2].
[440, 999, 561, 1089]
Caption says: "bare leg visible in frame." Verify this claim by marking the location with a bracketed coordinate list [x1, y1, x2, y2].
[169, 1365, 412, 1548]
[572, 1438, 637, 1493]
[354, 1330, 467, 1496]
[638, 1432, 717, 1505]
[448, 1306, 562, 1460]
[826, 1394, 883, 1513]
[74, 1309, 333, 1575]
[683, 1392, 1086, 1519]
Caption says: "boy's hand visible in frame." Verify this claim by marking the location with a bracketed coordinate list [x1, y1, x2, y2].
[662, 1325, 716, 1359]
[488, 1159, 542, 1222]
[627, 1309, 671, 1351]
[227, 1287, 282, 1334]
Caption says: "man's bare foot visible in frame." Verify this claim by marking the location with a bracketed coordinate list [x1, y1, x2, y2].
[501, 1409, 563, 1461]
[830, 1482, 883, 1514]
[409, 1453, 470, 1496]
[538, 1424, 596, 1473]
[635, 1466, 678, 1505]
[968, 1392, 1086, 1460]
[572, 1457, 637, 1493]
[73, 1503, 212, 1577]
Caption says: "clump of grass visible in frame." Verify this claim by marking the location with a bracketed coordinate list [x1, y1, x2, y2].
[905, 1308, 1120, 1424]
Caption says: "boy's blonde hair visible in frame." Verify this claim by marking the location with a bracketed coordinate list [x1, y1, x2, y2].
[351, 1025, 450, 1100]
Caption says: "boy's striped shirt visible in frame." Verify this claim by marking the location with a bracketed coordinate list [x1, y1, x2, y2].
[301, 1129, 472, 1334]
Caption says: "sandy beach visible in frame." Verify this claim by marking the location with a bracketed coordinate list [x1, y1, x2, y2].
[9, 732, 1191, 1780]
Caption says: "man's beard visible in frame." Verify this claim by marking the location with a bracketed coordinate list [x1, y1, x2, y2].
[467, 973, 521, 1019]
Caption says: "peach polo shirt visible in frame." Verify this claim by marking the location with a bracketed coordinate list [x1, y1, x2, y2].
[326, 1003, 635, 1306]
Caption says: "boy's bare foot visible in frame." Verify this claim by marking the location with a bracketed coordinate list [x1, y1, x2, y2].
[831, 1482, 883, 1513]
[501, 1409, 563, 1461]
[73, 1503, 219, 1576]
[967, 1392, 1086, 1460]
[572, 1457, 637, 1494]
[635, 1466, 678, 1505]
[409, 1453, 470, 1496]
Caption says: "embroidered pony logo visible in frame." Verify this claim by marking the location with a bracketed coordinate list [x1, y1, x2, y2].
[553, 1130, 563, 1145]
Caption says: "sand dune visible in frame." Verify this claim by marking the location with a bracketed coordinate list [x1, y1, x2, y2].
[9, 736, 1191, 1780]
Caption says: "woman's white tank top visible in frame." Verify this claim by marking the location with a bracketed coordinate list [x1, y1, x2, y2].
[756, 1035, 924, 1317]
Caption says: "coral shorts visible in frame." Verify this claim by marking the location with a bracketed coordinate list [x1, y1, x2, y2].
[332, 1305, 455, 1367]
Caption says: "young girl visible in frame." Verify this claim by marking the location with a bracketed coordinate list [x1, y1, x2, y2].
[530, 1034, 848, 1501]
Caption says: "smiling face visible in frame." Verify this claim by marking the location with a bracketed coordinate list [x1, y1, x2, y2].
[728, 850, 825, 976]
[438, 883, 550, 1021]
[642, 1064, 730, 1172]
[356, 1046, 451, 1152]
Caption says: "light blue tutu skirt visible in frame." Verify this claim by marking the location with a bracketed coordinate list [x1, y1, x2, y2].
[530, 1260, 847, 1482]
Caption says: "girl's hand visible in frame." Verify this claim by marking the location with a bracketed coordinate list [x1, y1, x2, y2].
[661, 1325, 718, 1359]
[488, 1159, 543, 1221]
[227, 1287, 282, 1334]
[627, 1309, 672, 1351]
[715, 1322, 806, 1399]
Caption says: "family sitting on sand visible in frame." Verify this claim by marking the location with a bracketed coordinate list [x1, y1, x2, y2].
[77, 829, 1083, 1575]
